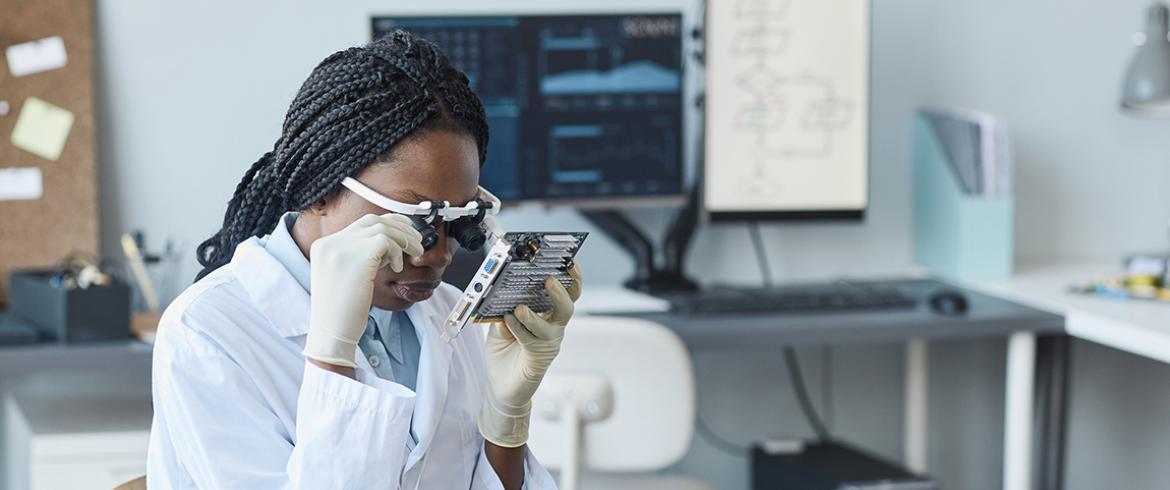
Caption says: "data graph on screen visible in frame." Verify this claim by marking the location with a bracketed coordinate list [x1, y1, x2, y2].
[373, 14, 685, 204]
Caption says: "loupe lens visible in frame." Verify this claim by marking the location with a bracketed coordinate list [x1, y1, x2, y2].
[409, 216, 440, 251]
[448, 219, 486, 251]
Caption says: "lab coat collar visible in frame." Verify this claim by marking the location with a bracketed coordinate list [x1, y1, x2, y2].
[231, 237, 312, 338]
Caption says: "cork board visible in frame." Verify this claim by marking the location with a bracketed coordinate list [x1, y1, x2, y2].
[0, 0, 98, 305]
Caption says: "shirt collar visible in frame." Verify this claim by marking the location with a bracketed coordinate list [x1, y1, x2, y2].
[264, 212, 311, 293]
[370, 308, 405, 363]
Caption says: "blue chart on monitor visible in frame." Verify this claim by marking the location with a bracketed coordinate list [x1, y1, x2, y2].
[541, 60, 681, 95]
[373, 14, 685, 202]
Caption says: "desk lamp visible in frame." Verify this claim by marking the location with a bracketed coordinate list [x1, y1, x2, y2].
[1122, 3, 1170, 116]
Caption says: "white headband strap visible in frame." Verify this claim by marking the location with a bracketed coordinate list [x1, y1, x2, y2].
[340, 177, 501, 221]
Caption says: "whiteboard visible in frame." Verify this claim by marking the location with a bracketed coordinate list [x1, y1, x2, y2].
[704, 0, 869, 217]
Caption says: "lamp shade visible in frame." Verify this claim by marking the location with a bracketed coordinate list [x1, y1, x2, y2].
[1122, 4, 1170, 116]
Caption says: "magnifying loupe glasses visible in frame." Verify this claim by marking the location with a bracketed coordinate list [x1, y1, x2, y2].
[340, 177, 501, 251]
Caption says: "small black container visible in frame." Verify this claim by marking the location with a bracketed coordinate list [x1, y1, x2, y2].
[8, 270, 131, 343]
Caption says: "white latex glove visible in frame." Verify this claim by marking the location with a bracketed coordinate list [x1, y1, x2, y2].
[479, 263, 582, 447]
[303, 213, 424, 368]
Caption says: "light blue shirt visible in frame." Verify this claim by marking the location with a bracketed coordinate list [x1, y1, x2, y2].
[265, 212, 421, 391]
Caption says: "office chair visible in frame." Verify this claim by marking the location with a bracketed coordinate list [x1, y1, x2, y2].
[527, 316, 713, 490]
[113, 476, 146, 490]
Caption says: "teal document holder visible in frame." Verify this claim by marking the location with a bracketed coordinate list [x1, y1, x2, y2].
[912, 116, 1013, 281]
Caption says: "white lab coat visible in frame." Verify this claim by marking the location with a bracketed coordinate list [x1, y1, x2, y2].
[147, 237, 556, 489]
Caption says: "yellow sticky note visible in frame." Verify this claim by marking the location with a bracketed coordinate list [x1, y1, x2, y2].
[11, 97, 74, 161]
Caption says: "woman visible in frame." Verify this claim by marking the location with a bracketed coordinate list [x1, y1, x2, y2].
[147, 31, 580, 489]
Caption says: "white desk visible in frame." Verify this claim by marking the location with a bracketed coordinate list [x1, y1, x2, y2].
[967, 260, 1170, 365]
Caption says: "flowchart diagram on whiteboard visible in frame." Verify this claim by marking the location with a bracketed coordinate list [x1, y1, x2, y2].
[705, 0, 869, 215]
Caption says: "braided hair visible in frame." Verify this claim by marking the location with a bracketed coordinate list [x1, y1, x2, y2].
[195, 30, 489, 281]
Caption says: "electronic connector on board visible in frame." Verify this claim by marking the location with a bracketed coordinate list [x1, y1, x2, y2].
[442, 232, 587, 341]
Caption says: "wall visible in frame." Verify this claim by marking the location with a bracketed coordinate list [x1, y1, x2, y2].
[92, 0, 1170, 489]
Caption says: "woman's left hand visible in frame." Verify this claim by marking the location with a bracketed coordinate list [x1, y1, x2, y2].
[479, 262, 582, 448]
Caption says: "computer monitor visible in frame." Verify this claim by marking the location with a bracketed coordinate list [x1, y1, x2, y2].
[372, 14, 686, 207]
[702, 0, 870, 221]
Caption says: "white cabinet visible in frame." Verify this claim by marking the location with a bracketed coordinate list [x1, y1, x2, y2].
[2, 373, 152, 490]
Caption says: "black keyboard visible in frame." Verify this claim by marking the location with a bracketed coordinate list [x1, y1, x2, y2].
[660, 281, 917, 315]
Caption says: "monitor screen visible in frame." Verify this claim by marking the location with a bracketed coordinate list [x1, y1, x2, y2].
[373, 14, 686, 205]
[702, 0, 869, 221]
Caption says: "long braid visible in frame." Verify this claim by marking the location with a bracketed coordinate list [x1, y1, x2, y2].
[195, 30, 489, 281]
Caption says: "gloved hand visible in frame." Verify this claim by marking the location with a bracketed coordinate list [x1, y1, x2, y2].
[479, 263, 583, 447]
[303, 213, 424, 368]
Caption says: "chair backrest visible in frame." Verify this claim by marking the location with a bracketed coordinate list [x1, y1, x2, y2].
[113, 475, 146, 490]
[527, 315, 695, 472]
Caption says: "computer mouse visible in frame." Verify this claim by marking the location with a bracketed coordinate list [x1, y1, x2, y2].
[928, 290, 969, 316]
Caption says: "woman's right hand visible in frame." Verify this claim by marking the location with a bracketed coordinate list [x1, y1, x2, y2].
[303, 213, 424, 369]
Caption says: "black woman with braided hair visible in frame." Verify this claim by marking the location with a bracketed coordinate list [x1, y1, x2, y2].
[147, 31, 581, 489]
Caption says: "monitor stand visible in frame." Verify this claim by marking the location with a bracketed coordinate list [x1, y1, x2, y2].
[580, 183, 701, 295]
[584, 31, 706, 296]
